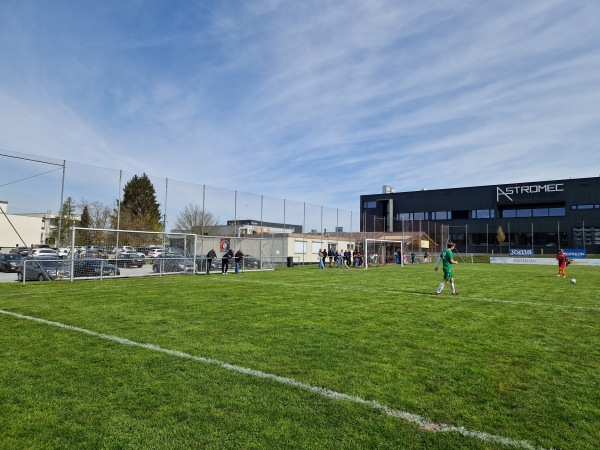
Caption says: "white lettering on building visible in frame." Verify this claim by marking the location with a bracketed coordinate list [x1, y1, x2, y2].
[496, 183, 564, 202]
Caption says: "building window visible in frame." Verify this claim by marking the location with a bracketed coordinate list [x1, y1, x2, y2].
[413, 212, 428, 220]
[294, 240, 307, 253]
[472, 209, 495, 219]
[572, 204, 599, 210]
[363, 201, 376, 209]
[502, 209, 516, 218]
[396, 213, 411, 220]
[516, 209, 532, 218]
[432, 211, 448, 220]
[548, 207, 565, 216]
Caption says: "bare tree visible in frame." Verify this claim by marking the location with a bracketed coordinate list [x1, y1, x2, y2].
[78, 200, 113, 229]
[77, 199, 115, 246]
[174, 203, 219, 235]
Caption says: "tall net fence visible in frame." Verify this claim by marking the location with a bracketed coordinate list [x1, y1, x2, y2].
[1, 149, 361, 258]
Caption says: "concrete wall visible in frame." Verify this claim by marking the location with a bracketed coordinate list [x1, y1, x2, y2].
[0, 214, 45, 251]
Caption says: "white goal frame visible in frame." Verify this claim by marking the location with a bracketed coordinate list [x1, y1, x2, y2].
[364, 238, 404, 269]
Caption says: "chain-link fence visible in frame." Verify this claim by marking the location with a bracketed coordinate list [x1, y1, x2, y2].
[0, 149, 362, 258]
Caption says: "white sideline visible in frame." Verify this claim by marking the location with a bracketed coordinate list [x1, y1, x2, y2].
[1, 309, 547, 450]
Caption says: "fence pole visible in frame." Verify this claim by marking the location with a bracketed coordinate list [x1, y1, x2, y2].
[56, 160, 66, 248]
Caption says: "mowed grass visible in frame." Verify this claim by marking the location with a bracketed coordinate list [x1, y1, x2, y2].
[0, 262, 598, 449]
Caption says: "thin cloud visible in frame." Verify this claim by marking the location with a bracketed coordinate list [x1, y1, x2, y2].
[1, 0, 599, 212]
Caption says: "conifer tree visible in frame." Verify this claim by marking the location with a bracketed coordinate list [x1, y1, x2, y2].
[117, 173, 162, 232]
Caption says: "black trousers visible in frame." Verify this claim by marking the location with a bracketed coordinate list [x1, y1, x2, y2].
[222, 258, 229, 273]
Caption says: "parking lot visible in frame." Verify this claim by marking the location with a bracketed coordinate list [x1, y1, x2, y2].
[0, 263, 190, 283]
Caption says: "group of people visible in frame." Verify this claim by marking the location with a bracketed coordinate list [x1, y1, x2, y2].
[317, 248, 365, 268]
[205, 248, 244, 275]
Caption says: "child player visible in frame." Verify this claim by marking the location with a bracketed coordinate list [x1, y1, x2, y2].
[556, 248, 569, 278]
[434, 241, 459, 295]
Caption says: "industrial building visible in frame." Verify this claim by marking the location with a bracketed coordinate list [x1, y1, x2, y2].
[360, 177, 600, 254]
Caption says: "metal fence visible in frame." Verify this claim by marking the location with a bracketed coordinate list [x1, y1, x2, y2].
[0, 149, 360, 253]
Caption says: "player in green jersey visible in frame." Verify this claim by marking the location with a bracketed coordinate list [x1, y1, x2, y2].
[434, 241, 459, 295]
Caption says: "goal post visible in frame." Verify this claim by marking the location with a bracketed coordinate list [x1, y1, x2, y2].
[363, 238, 404, 268]
[68, 227, 198, 279]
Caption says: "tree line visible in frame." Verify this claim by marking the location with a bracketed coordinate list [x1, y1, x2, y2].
[52, 173, 219, 246]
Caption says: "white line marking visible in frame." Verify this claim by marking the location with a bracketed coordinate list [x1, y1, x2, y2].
[1, 309, 547, 450]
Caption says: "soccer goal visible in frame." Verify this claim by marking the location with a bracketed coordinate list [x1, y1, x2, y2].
[363, 238, 404, 268]
[66, 227, 198, 280]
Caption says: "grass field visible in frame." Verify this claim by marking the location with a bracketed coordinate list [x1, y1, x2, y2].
[1, 262, 598, 449]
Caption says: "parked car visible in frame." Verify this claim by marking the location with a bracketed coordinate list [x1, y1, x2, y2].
[113, 251, 146, 268]
[152, 253, 195, 273]
[0, 253, 23, 272]
[147, 248, 165, 258]
[31, 248, 58, 257]
[240, 254, 261, 270]
[81, 246, 108, 256]
[209, 254, 261, 271]
[194, 255, 220, 272]
[10, 247, 30, 257]
[79, 251, 109, 259]
[72, 259, 121, 277]
[17, 257, 69, 281]
[113, 246, 136, 255]
[57, 247, 71, 258]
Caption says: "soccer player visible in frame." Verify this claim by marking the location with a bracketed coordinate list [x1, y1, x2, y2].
[556, 248, 568, 278]
[434, 241, 459, 295]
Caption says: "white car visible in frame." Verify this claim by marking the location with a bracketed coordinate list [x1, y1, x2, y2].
[113, 246, 136, 255]
[31, 248, 58, 257]
[147, 249, 164, 258]
[57, 247, 71, 257]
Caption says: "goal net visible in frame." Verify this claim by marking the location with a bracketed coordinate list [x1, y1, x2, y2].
[363, 238, 404, 268]
[67, 227, 197, 279]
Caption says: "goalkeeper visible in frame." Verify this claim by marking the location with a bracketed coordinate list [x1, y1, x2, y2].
[434, 241, 459, 296]
[555, 248, 570, 278]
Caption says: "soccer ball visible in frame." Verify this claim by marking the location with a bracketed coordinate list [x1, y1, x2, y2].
[570, 279, 576, 284]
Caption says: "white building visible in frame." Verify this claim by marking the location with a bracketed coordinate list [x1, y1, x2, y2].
[0, 201, 53, 251]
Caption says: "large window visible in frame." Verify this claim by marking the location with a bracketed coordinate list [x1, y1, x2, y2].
[573, 227, 600, 245]
[571, 204, 599, 210]
[396, 212, 429, 220]
[432, 211, 449, 220]
[472, 209, 495, 219]
[501, 206, 565, 218]
[363, 201, 376, 209]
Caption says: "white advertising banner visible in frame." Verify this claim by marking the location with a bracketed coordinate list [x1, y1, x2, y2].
[491, 257, 600, 266]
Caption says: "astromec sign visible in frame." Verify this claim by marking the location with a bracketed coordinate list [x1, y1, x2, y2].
[496, 183, 564, 202]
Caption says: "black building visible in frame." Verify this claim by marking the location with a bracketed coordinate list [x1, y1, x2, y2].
[360, 177, 600, 254]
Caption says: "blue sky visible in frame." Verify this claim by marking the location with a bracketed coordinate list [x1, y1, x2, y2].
[1, 1, 600, 212]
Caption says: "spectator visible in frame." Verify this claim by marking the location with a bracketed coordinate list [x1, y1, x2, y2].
[206, 248, 216, 275]
[235, 248, 244, 274]
[222, 249, 233, 275]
